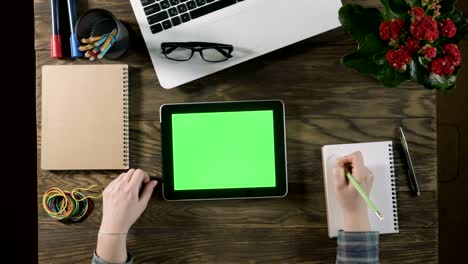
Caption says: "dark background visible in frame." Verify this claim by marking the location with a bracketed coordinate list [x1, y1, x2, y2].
[3, 0, 37, 263]
[3, 0, 467, 263]
[437, 0, 468, 262]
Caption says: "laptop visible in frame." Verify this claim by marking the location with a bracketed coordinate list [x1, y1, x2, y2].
[129, 0, 342, 89]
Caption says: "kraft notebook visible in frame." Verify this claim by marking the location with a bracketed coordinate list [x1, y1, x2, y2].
[41, 64, 129, 170]
[322, 141, 399, 238]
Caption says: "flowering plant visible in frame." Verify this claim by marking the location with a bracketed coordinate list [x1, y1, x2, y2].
[339, 0, 468, 90]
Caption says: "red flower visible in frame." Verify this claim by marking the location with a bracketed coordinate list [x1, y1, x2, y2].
[379, 21, 391, 40]
[410, 15, 439, 42]
[380, 19, 406, 40]
[444, 44, 461, 67]
[405, 38, 420, 54]
[428, 44, 462, 76]
[386, 48, 412, 71]
[439, 18, 457, 38]
[419, 44, 437, 60]
[409, 7, 425, 19]
[429, 57, 456, 76]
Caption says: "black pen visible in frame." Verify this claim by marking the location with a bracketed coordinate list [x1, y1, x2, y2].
[399, 127, 420, 196]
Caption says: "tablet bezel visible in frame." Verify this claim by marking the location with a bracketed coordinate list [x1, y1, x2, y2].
[160, 100, 287, 201]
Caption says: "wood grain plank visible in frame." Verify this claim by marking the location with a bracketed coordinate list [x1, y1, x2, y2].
[36, 117, 436, 191]
[38, 227, 436, 264]
[37, 117, 437, 245]
[38, 188, 437, 230]
[35, 47, 436, 121]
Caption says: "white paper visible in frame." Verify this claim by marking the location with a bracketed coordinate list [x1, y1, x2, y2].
[322, 141, 399, 238]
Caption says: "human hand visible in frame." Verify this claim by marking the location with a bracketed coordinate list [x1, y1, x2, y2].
[99, 169, 158, 234]
[333, 151, 374, 232]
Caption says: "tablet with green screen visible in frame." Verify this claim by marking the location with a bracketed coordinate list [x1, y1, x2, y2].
[160, 100, 287, 200]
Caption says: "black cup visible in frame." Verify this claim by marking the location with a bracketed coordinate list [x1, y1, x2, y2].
[75, 9, 130, 59]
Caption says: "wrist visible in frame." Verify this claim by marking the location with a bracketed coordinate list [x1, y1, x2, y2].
[99, 220, 130, 234]
[98, 231, 128, 236]
[96, 232, 128, 263]
[343, 210, 370, 232]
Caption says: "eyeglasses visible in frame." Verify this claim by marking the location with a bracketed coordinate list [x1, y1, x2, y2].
[161, 42, 233, 62]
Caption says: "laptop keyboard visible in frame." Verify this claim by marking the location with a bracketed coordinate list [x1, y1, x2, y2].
[141, 0, 245, 34]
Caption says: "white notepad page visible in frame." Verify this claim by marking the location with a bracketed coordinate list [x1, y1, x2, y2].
[322, 141, 399, 238]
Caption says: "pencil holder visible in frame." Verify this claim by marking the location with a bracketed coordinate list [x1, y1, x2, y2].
[75, 9, 129, 60]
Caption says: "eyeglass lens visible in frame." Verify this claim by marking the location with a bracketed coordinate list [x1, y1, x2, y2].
[164, 46, 231, 62]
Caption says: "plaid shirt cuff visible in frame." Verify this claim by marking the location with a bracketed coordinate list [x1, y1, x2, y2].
[92, 251, 133, 264]
[337, 230, 379, 264]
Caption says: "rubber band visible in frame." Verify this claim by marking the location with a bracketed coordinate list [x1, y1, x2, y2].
[42, 185, 103, 223]
[71, 184, 103, 202]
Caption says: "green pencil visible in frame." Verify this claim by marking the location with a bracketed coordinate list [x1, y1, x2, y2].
[345, 169, 384, 221]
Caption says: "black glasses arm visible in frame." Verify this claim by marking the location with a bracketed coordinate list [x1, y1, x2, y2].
[161, 42, 233, 49]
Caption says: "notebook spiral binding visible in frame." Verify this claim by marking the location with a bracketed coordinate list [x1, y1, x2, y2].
[389, 143, 399, 230]
[123, 66, 129, 168]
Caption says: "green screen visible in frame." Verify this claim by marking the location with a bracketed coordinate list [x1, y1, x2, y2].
[172, 110, 276, 190]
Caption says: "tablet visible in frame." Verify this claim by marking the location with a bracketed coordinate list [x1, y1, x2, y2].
[160, 100, 287, 201]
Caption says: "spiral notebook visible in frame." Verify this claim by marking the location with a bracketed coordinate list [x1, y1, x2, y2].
[322, 141, 399, 238]
[41, 64, 129, 170]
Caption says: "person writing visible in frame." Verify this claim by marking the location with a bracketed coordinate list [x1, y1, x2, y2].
[334, 151, 379, 263]
[92, 152, 379, 264]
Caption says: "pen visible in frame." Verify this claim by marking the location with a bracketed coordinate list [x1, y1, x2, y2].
[67, 0, 82, 58]
[50, 0, 62, 58]
[345, 168, 384, 221]
[399, 127, 421, 196]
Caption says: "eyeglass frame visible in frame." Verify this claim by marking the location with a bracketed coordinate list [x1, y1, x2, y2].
[161, 42, 234, 62]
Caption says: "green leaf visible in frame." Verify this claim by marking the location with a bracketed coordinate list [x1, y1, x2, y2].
[408, 59, 428, 83]
[448, 11, 468, 28]
[425, 73, 457, 90]
[339, 5, 383, 45]
[453, 24, 468, 43]
[440, 0, 457, 14]
[342, 51, 381, 76]
[407, 59, 459, 90]
[447, 11, 468, 44]
[379, 0, 411, 19]
[378, 64, 410, 87]
[342, 34, 408, 87]
[341, 34, 389, 74]
[418, 56, 429, 69]
[404, 0, 421, 8]
[356, 34, 389, 56]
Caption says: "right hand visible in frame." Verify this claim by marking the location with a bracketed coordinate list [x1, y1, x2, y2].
[99, 169, 158, 234]
[333, 151, 374, 232]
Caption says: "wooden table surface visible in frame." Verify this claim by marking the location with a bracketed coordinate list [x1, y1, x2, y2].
[35, 0, 438, 263]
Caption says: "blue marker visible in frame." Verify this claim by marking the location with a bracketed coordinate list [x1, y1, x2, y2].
[67, 0, 82, 58]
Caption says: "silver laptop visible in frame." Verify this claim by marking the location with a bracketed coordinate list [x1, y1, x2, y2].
[129, 0, 342, 89]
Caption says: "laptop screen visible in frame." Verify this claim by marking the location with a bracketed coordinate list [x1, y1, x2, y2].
[171, 110, 277, 190]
